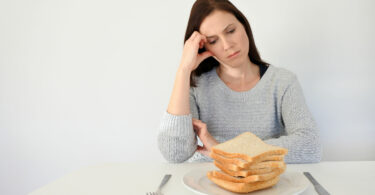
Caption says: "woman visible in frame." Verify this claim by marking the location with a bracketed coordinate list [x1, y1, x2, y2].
[158, 0, 321, 163]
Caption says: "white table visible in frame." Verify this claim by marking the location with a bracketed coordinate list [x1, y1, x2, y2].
[29, 161, 375, 195]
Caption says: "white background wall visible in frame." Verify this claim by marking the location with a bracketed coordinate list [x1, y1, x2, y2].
[1, 0, 374, 194]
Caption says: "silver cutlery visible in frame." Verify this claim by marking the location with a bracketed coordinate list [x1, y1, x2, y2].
[146, 174, 172, 195]
[303, 172, 330, 195]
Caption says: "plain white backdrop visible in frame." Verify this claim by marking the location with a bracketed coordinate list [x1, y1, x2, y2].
[1, 0, 374, 194]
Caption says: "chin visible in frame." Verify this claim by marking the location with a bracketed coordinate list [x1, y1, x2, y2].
[226, 57, 247, 67]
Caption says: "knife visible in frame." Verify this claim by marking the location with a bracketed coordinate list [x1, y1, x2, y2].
[303, 172, 331, 195]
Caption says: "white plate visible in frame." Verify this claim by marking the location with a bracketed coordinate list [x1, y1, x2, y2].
[182, 167, 310, 195]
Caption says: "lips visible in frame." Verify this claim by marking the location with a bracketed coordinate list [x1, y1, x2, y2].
[228, 51, 240, 58]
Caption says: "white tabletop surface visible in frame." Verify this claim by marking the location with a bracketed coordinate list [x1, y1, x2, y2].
[29, 161, 375, 195]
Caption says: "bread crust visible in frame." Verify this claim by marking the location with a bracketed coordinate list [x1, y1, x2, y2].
[212, 148, 287, 162]
[216, 160, 285, 172]
[207, 171, 280, 193]
[209, 165, 286, 183]
[214, 160, 285, 177]
[210, 152, 284, 169]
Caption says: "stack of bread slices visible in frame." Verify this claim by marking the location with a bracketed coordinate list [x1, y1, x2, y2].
[207, 132, 288, 193]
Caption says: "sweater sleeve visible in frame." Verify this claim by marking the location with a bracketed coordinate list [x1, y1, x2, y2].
[157, 88, 199, 163]
[264, 76, 322, 163]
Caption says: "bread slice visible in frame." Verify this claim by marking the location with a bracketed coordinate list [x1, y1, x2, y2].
[207, 171, 280, 193]
[209, 165, 286, 183]
[211, 132, 288, 162]
[214, 160, 284, 177]
[210, 151, 284, 169]
[217, 160, 286, 172]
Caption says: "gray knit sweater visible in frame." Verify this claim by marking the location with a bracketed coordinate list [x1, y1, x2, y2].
[158, 65, 322, 164]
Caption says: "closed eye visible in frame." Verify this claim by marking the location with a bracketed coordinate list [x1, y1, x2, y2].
[228, 29, 235, 33]
[208, 28, 235, 45]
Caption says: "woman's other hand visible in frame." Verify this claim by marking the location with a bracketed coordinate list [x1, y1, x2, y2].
[192, 118, 219, 157]
[179, 31, 213, 72]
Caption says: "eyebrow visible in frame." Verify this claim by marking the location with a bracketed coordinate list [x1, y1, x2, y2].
[206, 23, 235, 39]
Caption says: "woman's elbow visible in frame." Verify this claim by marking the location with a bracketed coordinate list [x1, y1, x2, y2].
[301, 140, 322, 163]
[309, 142, 323, 163]
[165, 155, 190, 164]
[303, 130, 322, 163]
[157, 133, 196, 163]
[286, 138, 322, 164]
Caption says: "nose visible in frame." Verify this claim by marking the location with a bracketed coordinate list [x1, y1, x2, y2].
[222, 37, 233, 51]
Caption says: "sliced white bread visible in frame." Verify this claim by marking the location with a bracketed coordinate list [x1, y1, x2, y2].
[207, 171, 280, 193]
[217, 160, 286, 172]
[209, 165, 286, 183]
[214, 160, 284, 177]
[210, 151, 284, 169]
[211, 132, 288, 162]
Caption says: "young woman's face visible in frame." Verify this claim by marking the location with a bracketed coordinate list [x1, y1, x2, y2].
[199, 10, 249, 67]
[199, 11, 249, 67]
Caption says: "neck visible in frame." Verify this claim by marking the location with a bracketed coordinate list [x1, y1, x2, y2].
[216, 58, 260, 85]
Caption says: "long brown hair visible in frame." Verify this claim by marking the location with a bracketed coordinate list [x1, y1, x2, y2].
[185, 0, 269, 87]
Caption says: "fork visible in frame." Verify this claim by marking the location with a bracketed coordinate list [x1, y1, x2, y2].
[146, 174, 172, 195]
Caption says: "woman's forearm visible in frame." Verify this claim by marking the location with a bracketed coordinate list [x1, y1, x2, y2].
[167, 67, 192, 115]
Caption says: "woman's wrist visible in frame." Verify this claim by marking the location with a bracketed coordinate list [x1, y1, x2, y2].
[177, 65, 192, 76]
